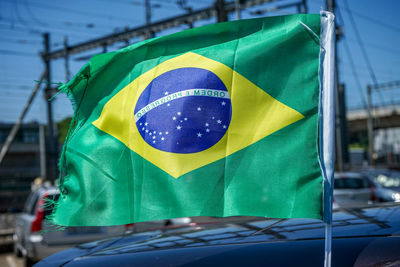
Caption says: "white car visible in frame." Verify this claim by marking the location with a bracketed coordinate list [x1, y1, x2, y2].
[14, 186, 127, 266]
[361, 169, 400, 203]
[333, 172, 375, 208]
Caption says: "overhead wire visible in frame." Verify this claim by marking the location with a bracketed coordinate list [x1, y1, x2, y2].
[0, 37, 41, 45]
[0, 49, 39, 57]
[341, 0, 378, 85]
[334, 5, 368, 111]
[341, 0, 387, 107]
[0, 21, 113, 36]
[343, 37, 400, 55]
[0, 15, 127, 33]
[0, 23, 102, 38]
[1, 0, 142, 24]
[22, 0, 49, 27]
[340, 5, 400, 34]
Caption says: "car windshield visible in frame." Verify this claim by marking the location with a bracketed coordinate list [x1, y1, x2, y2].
[373, 172, 400, 188]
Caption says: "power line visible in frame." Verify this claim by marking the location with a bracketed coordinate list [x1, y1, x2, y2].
[0, 16, 126, 32]
[0, 49, 38, 57]
[0, 23, 102, 38]
[0, 37, 41, 45]
[339, 61, 400, 75]
[341, 0, 378, 85]
[344, 37, 400, 55]
[341, 5, 400, 34]
[340, 0, 388, 108]
[336, 7, 367, 110]
[1, 0, 141, 24]
[22, 0, 47, 27]
[0, 84, 42, 90]
[0, 20, 110, 36]
[340, 71, 397, 80]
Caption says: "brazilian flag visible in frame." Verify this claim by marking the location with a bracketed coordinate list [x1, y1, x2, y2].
[53, 13, 333, 226]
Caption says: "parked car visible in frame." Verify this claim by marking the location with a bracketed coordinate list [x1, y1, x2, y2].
[333, 172, 375, 208]
[13, 186, 127, 266]
[361, 169, 400, 202]
[37, 203, 400, 267]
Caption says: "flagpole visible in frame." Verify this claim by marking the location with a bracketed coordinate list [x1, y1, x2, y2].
[319, 11, 335, 267]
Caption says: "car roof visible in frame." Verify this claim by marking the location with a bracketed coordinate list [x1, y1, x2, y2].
[38, 203, 400, 267]
[35, 186, 59, 196]
[334, 172, 365, 179]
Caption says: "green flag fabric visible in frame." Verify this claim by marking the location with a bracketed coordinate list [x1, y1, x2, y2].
[52, 14, 329, 226]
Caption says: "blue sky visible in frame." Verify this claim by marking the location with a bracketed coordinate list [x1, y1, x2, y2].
[0, 0, 399, 123]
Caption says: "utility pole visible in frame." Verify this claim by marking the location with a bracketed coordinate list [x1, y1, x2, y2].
[39, 124, 47, 179]
[145, 0, 154, 39]
[235, 0, 241, 19]
[177, 0, 194, 28]
[367, 85, 374, 165]
[215, 0, 228, 22]
[43, 33, 58, 182]
[326, 0, 347, 171]
[0, 72, 47, 165]
[64, 36, 70, 82]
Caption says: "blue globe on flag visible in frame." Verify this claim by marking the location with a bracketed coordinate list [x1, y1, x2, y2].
[134, 67, 232, 154]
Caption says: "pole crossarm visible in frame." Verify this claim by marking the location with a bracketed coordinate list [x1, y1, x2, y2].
[0, 71, 47, 165]
[370, 80, 400, 91]
[43, 0, 284, 60]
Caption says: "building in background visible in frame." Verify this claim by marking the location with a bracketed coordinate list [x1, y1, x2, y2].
[0, 123, 41, 212]
[375, 127, 400, 167]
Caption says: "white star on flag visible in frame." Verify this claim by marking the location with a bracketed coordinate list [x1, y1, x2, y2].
[197, 133, 202, 137]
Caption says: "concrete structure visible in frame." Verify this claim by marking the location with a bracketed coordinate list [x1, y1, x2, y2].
[347, 105, 400, 167]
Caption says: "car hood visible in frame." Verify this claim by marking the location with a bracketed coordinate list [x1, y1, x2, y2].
[38, 204, 400, 266]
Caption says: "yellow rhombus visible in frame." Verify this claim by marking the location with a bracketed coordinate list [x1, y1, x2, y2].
[93, 52, 304, 178]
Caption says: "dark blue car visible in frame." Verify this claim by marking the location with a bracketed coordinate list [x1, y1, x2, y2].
[37, 203, 400, 267]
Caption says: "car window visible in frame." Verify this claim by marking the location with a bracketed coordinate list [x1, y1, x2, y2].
[28, 193, 40, 215]
[334, 178, 367, 189]
[23, 193, 35, 213]
[374, 173, 400, 188]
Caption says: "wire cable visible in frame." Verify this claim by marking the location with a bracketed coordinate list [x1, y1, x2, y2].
[341, 5, 400, 34]
[1, 0, 141, 24]
[335, 7, 368, 110]
[341, 0, 386, 106]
